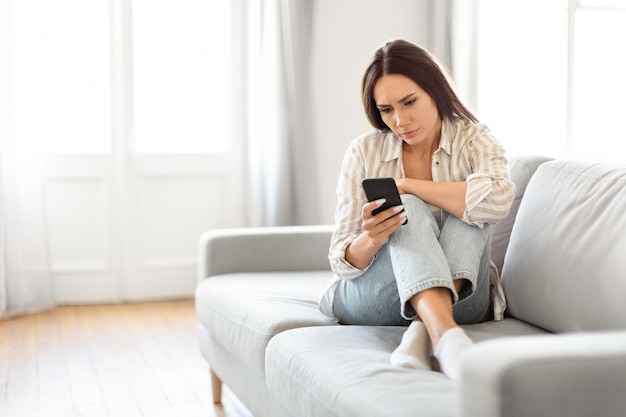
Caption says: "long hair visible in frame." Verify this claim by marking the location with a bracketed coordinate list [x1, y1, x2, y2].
[361, 40, 477, 130]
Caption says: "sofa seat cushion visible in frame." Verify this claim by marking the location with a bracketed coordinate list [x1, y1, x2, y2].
[195, 271, 337, 375]
[265, 319, 546, 417]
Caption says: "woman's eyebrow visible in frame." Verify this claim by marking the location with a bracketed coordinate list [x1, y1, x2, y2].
[398, 93, 416, 103]
[376, 93, 417, 108]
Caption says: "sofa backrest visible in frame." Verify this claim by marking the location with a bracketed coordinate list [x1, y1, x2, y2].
[490, 155, 554, 274]
[501, 160, 626, 333]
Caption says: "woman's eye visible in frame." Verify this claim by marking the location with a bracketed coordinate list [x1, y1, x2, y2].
[405, 99, 415, 106]
[379, 108, 392, 114]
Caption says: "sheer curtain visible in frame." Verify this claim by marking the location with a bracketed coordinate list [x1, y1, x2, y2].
[428, 0, 476, 107]
[0, 175, 5, 316]
[449, 0, 482, 114]
[0, 150, 55, 319]
[241, 0, 317, 227]
[0, 1, 55, 318]
[427, 0, 453, 70]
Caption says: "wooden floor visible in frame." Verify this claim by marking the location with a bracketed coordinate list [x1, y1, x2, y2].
[0, 300, 253, 417]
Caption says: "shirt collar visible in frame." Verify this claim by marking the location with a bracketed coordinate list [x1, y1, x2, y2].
[437, 117, 454, 156]
[381, 130, 402, 162]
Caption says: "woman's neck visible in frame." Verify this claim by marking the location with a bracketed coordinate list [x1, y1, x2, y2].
[403, 136, 440, 159]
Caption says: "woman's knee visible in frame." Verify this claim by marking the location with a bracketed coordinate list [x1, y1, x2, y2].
[399, 194, 437, 225]
[400, 194, 429, 213]
[442, 214, 491, 241]
[392, 194, 440, 241]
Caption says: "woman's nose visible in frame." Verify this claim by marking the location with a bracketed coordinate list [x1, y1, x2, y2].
[395, 108, 410, 127]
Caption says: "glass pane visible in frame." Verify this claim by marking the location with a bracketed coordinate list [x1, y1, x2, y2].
[580, 0, 626, 9]
[476, 1, 568, 157]
[10, 0, 111, 154]
[572, 9, 626, 162]
[133, 0, 232, 154]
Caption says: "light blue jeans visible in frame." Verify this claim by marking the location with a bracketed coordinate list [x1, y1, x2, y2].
[333, 194, 492, 326]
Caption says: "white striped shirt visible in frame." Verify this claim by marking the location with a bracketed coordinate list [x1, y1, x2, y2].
[319, 117, 515, 319]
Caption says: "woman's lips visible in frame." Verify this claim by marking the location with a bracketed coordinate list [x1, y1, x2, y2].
[400, 129, 418, 139]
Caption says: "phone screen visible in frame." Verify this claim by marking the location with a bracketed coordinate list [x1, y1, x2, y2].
[362, 177, 407, 223]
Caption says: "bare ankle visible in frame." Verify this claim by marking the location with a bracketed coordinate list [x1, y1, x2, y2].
[409, 288, 457, 349]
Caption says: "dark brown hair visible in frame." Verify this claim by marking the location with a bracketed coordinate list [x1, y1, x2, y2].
[361, 39, 477, 130]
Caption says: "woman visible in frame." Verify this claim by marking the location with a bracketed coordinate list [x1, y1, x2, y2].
[319, 40, 515, 380]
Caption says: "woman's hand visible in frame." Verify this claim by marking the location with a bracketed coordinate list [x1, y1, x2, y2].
[361, 199, 406, 246]
[345, 198, 406, 270]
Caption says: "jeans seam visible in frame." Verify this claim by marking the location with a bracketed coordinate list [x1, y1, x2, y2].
[451, 271, 475, 280]
[400, 278, 457, 320]
[402, 278, 457, 301]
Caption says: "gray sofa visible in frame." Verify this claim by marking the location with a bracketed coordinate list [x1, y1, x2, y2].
[195, 155, 626, 417]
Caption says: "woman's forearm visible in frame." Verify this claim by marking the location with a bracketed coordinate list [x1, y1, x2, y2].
[344, 231, 383, 270]
[397, 179, 467, 218]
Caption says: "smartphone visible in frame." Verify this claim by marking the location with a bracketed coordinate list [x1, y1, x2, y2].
[361, 177, 407, 223]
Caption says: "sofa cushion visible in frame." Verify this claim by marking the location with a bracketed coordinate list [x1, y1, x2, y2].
[195, 271, 336, 375]
[490, 155, 553, 273]
[502, 160, 626, 332]
[267, 325, 453, 417]
[265, 320, 546, 417]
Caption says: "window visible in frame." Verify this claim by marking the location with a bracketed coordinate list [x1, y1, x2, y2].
[571, 5, 626, 160]
[10, 0, 111, 154]
[7, 0, 232, 155]
[133, 0, 232, 154]
[474, 0, 626, 163]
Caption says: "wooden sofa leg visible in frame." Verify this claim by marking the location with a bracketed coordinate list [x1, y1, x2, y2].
[210, 368, 223, 404]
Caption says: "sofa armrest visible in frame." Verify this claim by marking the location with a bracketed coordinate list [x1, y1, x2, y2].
[198, 224, 335, 281]
[460, 331, 626, 417]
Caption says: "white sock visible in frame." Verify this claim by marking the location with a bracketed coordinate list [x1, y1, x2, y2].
[434, 327, 474, 380]
[390, 321, 431, 370]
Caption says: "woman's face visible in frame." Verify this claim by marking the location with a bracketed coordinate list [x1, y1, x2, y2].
[373, 73, 441, 148]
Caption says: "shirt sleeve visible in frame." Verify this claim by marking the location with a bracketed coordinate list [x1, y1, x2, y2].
[462, 127, 516, 226]
[328, 140, 374, 280]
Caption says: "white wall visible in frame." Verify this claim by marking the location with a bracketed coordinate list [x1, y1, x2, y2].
[310, 0, 429, 224]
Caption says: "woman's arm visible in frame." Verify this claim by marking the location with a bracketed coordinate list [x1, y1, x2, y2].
[330, 133, 407, 278]
[396, 179, 467, 219]
[395, 121, 515, 225]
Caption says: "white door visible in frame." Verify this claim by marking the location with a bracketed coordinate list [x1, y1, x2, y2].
[6, 0, 244, 303]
